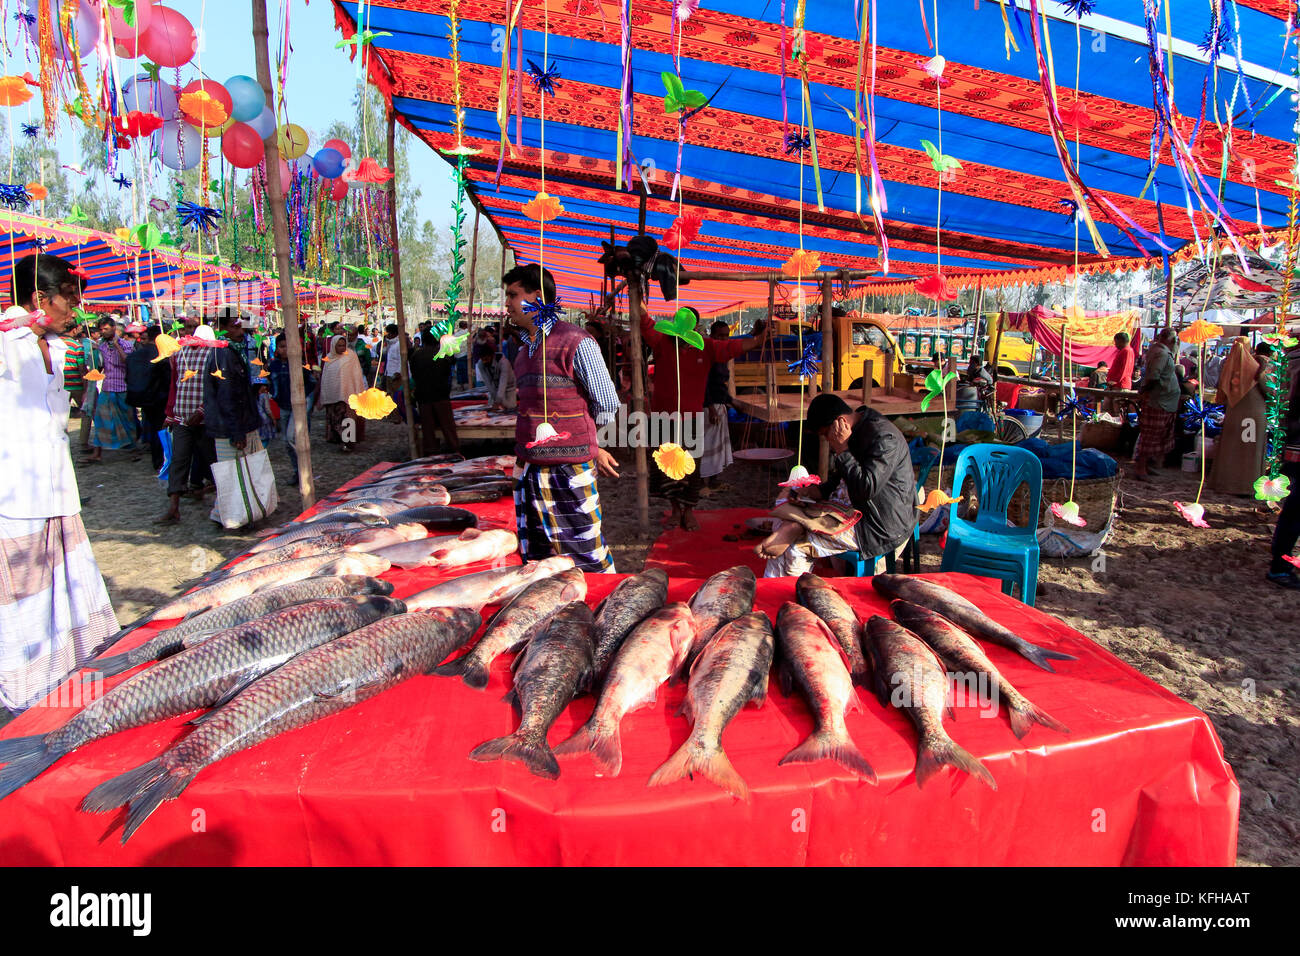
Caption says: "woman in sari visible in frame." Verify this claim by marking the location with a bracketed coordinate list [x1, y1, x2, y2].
[316, 334, 366, 453]
[1210, 336, 1268, 496]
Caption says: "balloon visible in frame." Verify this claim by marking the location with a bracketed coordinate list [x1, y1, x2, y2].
[159, 120, 200, 171]
[25, 0, 100, 61]
[273, 158, 307, 193]
[224, 75, 266, 123]
[322, 138, 352, 161]
[247, 104, 276, 139]
[276, 124, 309, 160]
[179, 78, 233, 128]
[328, 178, 348, 201]
[139, 6, 197, 68]
[221, 122, 264, 169]
[122, 74, 178, 119]
[312, 147, 345, 179]
[105, 0, 154, 44]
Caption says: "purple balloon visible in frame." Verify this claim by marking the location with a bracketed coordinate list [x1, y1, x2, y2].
[122, 75, 179, 120]
[25, 0, 100, 61]
[159, 121, 201, 171]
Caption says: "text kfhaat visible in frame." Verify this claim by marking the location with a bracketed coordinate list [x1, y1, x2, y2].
[49, 887, 151, 937]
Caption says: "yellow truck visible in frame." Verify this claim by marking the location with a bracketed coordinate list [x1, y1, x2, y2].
[731, 314, 909, 391]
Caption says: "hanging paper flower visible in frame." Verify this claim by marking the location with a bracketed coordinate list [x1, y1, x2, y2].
[0, 183, 31, 209]
[522, 191, 565, 221]
[31, 237, 52, 250]
[435, 332, 468, 360]
[211, 369, 226, 380]
[782, 248, 820, 277]
[1050, 501, 1087, 527]
[920, 140, 962, 175]
[26, 182, 47, 201]
[918, 55, 946, 79]
[779, 464, 821, 489]
[112, 174, 132, 191]
[150, 333, 181, 363]
[920, 369, 957, 412]
[343, 157, 394, 183]
[83, 369, 106, 382]
[673, 0, 699, 22]
[653, 307, 705, 350]
[918, 489, 959, 512]
[65, 205, 89, 224]
[1180, 396, 1224, 436]
[1178, 318, 1224, 344]
[661, 72, 707, 114]
[114, 111, 164, 139]
[349, 387, 398, 420]
[654, 442, 695, 480]
[527, 422, 572, 449]
[661, 209, 704, 250]
[1255, 474, 1291, 502]
[781, 34, 825, 61]
[1058, 198, 1079, 223]
[177, 201, 223, 234]
[149, 198, 171, 213]
[1057, 391, 1095, 422]
[525, 59, 561, 97]
[783, 130, 811, 155]
[523, 297, 564, 337]
[1174, 501, 1211, 528]
[1058, 101, 1094, 129]
[1062, 1, 1097, 16]
[341, 264, 391, 282]
[179, 90, 229, 128]
[179, 369, 198, 382]
[916, 272, 958, 302]
[787, 342, 821, 381]
[0, 76, 33, 106]
[1198, 21, 1231, 59]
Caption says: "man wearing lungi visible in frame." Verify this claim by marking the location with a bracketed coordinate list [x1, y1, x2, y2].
[1132, 328, 1181, 481]
[0, 254, 118, 713]
[504, 264, 621, 572]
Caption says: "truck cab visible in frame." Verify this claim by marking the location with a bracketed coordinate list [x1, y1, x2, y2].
[731, 314, 908, 392]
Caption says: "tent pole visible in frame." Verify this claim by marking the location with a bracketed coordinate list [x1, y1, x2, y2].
[385, 106, 420, 461]
[820, 272, 836, 392]
[465, 202, 481, 329]
[628, 279, 649, 534]
[253, 0, 313, 507]
[1164, 267, 1174, 329]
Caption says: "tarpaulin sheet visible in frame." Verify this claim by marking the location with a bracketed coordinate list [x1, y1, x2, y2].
[1004, 306, 1142, 366]
[0, 470, 1237, 866]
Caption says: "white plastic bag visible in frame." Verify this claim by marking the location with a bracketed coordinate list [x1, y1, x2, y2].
[211, 447, 278, 529]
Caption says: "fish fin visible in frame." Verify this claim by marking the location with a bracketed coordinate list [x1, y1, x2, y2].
[89, 616, 153, 655]
[916, 732, 997, 791]
[86, 649, 144, 679]
[1017, 642, 1077, 673]
[468, 733, 559, 779]
[1008, 701, 1070, 739]
[773, 654, 793, 698]
[845, 686, 865, 713]
[204, 667, 270, 713]
[432, 655, 468, 678]
[81, 757, 167, 813]
[501, 687, 521, 716]
[0, 738, 67, 800]
[0, 733, 48, 765]
[119, 766, 199, 844]
[748, 670, 769, 709]
[586, 723, 623, 777]
[553, 723, 591, 758]
[778, 728, 877, 783]
[459, 657, 492, 690]
[648, 740, 749, 801]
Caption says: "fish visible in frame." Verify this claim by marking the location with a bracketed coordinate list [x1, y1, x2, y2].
[648, 611, 774, 800]
[556, 602, 696, 776]
[380, 454, 511, 478]
[795, 572, 868, 685]
[371, 528, 515, 570]
[0, 595, 406, 801]
[427, 473, 508, 490]
[864, 615, 997, 791]
[448, 482, 514, 504]
[81, 607, 482, 843]
[301, 500, 395, 525]
[384, 505, 478, 531]
[773, 603, 876, 781]
[84, 575, 396, 679]
[337, 487, 451, 507]
[590, 568, 669, 683]
[682, 565, 757, 671]
[244, 516, 391, 554]
[369, 534, 461, 568]
[92, 552, 392, 652]
[468, 601, 595, 778]
[198, 525, 425, 584]
[404, 556, 575, 612]
[870, 574, 1076, 673]
[435, 568, 587, 689]
[889, 601, 1069, 739]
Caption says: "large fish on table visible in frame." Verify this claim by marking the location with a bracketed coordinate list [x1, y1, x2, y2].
[795, 572, 868, 686]
[648, 611, 774, 800]
[0, 595, 406, 801]
[244, 516, 390, 555]
[774, 603, 876, 781]
[199, 524, 425, 584]
[435, 568, 587, 689]
[385, 505, 478, 532]
[82, 607, 482, 844]
[556, 602, 696, 776]
[83, 575, 396, 679]
[92, 552, 392, 652]
[870, 574, 1076, 673]
[404, 556, 575, 612]
[864, 616, 997, 791]
[469, 601, 595, 779]
[372, 529, 516, 570]
[890, 601, 1069, 739]
[448, 482, 514, 504]
[590, 568, 670, 683]
[683, 565, 757, 671]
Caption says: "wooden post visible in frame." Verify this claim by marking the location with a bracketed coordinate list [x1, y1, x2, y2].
[765, 361, 779, 422]
[252, 0, 313, 506]
[883, 349, 894, 396]
[385, 107, 419, 460]
[1163, 267, 1175, 329]
[820, 273, 836, 392]
[627, 279, 650, 534]
[861, 360, 873, 406]
[465, 203, 481, 330]
[945, 357, 957, 404]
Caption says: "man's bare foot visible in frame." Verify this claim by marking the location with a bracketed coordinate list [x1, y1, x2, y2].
[153, 511, 180, 525]
[680, 508, 700, 531]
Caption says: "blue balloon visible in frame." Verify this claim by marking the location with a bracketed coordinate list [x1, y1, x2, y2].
[224, 75, 266, 123]
[159, 120, 201, 171]
[312, 148, 345, 179]
[247, 104, 276, 140]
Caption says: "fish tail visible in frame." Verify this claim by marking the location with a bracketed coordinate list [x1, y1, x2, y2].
[779, 728, 877, 783]
[552, 723, 591, 758]
[89, 617, 152, 655]
[1008, 701, 1070, 739]
[83, 648, 144, 679]
[648, 739, 750, 801]
[468, 732, 559, 779]
[0, 738, 66, 800]
[81, 758, 169, 813]
[916, 732, 997, 791]
[1018, 641, 1077, 673]
[556, 719, 623, 777]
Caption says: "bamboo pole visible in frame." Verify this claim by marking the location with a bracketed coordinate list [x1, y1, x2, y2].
[820, 272, 836, 391]
[252, 0, 313, 506]
[465, 203, 481, 326]
[385, 107, 419, 460]
[627, 278, 650, 534]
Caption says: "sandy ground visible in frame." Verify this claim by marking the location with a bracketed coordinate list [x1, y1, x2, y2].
[19, 411, 1298, 866]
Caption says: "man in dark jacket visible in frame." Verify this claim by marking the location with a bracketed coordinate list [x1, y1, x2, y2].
[204, 312, 266, 470]
[408, 335, 460, 456]
[125, 326, 171, 470]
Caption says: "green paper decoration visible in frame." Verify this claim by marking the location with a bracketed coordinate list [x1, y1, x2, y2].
[654, 307, 705, 350]
[134, 223, 162, 251]
[108, 0, 137, 28]
[661, 72, 707, 114]
[919, 369, 957, 412]
[435, 332, 468, 360]
[439, 152, 470, 342]
[342, 264, 391, 282]
[65, 205, 89, 224]
[920, 139, 962, 174]
[335, 29, 393, 51]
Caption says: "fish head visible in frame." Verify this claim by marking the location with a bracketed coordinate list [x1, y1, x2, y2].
[340, 574, 396, 596]
[889, 600, 932, 631]
[393, 523, 430, 542]
[330, 553, 392, 576]
[641, 567, 670, 589]
[555, 568, 589, 602]
[662, 603, 699, 659]
[535, 555, 577, 575]
[869, 574, 906, 600]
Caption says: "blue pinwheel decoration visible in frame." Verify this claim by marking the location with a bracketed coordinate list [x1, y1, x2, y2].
[20, 123, 39, 139]
[122, 267, 136, 281]
[1199, 20, 1231, 59]
[0, 183, 31, 210]
[1181, 396, 1225, 437]
[112, 173, 133, 191]
[787, 342, 821, 381]
[525, 59, 561, 97]
[177, 201, 223, 235]
[1062, 0, 1096, 16]
[12, 10, 35, 27]
[1058, 198, 1079, 223]
[523, 297, 563, 338]
[784, 131, 811, 155]
[1056, 390, 1095, 422]
[31, 237, 52, 250]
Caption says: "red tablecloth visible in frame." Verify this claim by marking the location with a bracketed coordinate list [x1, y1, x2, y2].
[0, 473, 1238, 865]
[645, 507, 768, 578]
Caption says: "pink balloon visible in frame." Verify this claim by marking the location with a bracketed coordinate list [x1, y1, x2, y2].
[106, 0, 155, 44]
[139, 6, 197, 69]
[221, 122, 264, 169]
[323, 138, 352, 161]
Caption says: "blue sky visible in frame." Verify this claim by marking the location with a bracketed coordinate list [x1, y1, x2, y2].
[8, 0, 453, 231]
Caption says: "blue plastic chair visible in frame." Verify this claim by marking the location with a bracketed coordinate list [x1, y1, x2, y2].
[939, 445, 1041, 605]
[834, 448, 937, 577]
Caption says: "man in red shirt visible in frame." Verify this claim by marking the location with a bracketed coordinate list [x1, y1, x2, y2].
[641, 306, 766, 530]
[1104, 331, 1135, 416]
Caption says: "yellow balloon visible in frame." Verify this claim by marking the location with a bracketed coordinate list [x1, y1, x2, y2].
[205, 117, 235, 138]
[276, 123, 309, 159]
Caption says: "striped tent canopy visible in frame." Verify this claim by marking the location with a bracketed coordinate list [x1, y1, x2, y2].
[0, 212, 370, 312]
[329, 0, 1298, 315]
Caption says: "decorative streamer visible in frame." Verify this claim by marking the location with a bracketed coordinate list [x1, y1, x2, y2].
[615, 0, 633, 190]
[792, 0, 824, 212]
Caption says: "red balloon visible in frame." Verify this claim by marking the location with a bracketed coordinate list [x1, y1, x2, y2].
[139, 6, 197, 69]
[221, 122, 264, 169]
[323, 138, 352, 161]
[179, 78, 233, 127]
[328, 178, 348, 201]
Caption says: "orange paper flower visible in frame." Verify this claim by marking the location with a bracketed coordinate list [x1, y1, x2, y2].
[522, 191, 565, 222]
[83, 369, 105, 382]
[0, 76, 33, 106]
[180, 369, 197, 381]
[653, 442, 695, 480]
[781, 248, 820, 277]
[1178, 318, 1223, 345]
[918, 488, 958, 512]
[150, 333, 180, 362]
[26, 182, 47, 201]
[210, 369, 225, 380]
[349, 387, 397, 420]
[179, 90, 229, 128]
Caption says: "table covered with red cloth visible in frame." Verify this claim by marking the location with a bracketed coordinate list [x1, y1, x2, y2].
[0, 472, 1237, 865]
